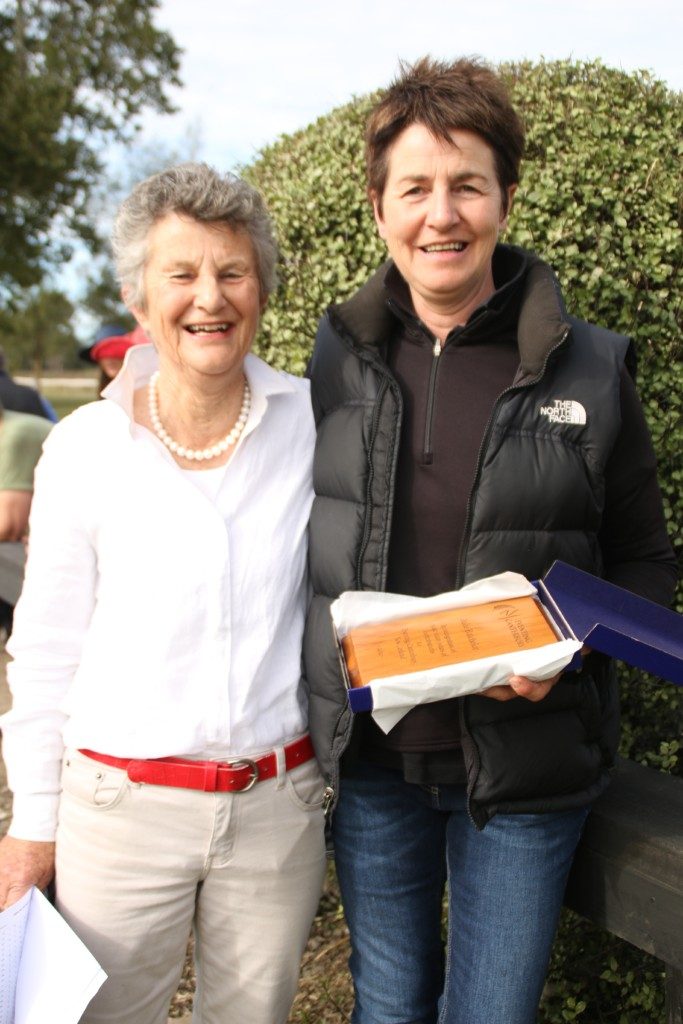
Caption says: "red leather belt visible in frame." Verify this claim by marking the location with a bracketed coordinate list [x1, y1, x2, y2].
[78, 734, 315, 793]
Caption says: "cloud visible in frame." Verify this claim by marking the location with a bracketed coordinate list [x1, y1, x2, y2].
[140, 0, 681, 171]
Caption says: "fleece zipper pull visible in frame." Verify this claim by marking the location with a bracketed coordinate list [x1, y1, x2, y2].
[423, 335, 444, 462]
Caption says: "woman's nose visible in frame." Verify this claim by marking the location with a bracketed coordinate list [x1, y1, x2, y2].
[195, 275, 226, 311]
[426, 189, 459, 230]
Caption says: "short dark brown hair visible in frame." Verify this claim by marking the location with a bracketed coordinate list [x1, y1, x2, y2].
[366, 57, 525, 213]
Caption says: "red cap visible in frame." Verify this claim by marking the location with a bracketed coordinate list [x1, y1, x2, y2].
[90, 326, 149, 364]
[90, 336, 135, 362]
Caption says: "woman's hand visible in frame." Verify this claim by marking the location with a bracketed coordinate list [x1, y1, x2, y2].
[483, 671, 562, 703]
[0, 835, 55, 909]
[482, 646, 591, 702]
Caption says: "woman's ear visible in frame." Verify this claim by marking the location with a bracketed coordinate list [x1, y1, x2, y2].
[500, 184, 517, 232]
[123, 285, 150, 334]
[370, 190, 388, 242]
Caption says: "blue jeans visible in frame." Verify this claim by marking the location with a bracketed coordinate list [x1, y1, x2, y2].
[331, 761, 590, 1024]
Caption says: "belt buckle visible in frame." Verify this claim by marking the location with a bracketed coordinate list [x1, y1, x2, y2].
[227, 757, 259, 791]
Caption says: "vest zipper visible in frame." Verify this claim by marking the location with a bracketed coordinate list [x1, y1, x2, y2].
[355, 376, 390, 588]
[458, 699, 483, 831]
[454, 384, 516, 589]
[323, 311, 404, 813]
[455, 324, 572, 827]
[454, 324, 572, 589]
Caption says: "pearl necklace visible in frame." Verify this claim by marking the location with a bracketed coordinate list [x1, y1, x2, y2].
[148, 370, 251, 462]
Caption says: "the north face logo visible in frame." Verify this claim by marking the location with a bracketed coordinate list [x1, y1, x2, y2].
[539, 400, 587, 425]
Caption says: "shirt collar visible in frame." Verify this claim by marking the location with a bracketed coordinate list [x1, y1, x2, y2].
[102, 343, 157, 421]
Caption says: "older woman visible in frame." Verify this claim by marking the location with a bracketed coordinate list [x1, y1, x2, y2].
[304, 59, 677, 1024]
[0, 164, 326, 1024]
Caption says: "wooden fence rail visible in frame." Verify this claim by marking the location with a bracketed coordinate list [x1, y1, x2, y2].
[0, 541, 25, 607]
[565, 757, 683, 1022]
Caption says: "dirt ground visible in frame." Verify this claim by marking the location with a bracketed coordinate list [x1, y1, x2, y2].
[0, 647, 353, 1023]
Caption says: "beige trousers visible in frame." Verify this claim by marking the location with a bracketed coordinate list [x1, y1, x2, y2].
[55, 747, 326, 1024]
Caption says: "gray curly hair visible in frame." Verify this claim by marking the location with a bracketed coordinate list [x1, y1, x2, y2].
[112, 162, 278, 308]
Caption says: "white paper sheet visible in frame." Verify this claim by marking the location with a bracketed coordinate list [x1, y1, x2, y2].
[331, 571, 541, 634]
[331, 572, 582, 732]
[0, 889, 28, 1024]
[0, 887, 106, 1024]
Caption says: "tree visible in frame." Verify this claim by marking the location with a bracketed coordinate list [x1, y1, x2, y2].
[79, 263, 133, 328]
[79, 134, 200, 327]
[0, 287, 76, 373]
[0, 0, 181, 294]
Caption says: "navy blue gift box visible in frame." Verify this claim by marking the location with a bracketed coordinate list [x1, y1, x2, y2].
[536, 561, 683, 684]
[342, 561, 683, 714]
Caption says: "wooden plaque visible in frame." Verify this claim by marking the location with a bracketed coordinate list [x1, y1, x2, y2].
[341, 595, 557, 688]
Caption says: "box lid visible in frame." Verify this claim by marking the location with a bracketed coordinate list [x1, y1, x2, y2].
[539, 561, 683, 685]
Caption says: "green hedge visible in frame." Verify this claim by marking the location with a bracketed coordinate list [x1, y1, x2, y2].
[245, 60, 682, 1023]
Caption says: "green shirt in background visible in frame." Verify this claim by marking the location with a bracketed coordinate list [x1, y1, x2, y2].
[0, 410, 52, 491]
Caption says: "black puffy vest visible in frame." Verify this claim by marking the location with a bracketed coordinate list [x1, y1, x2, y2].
[305, 252, 630, 827]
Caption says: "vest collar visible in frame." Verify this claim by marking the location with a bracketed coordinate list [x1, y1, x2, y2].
[329, 260, 395, 350]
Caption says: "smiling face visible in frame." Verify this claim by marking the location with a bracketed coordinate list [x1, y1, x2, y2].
[372, 124, 516, 330]
[129, 212, 263, 387]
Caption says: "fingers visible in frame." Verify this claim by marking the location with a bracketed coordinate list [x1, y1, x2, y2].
[483, 672, 562, 703]
[507, 675, 557, 701]
[481, 684, 518, 702]
[1, 879, 32, 910]
[0, 836, 56, 910]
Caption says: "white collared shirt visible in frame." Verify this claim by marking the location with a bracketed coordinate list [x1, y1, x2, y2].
[2, 345, 315, 840]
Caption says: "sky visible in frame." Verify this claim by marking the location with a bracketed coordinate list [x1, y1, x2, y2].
[139, 0, 682, 173]
[65, 0, 680, 338]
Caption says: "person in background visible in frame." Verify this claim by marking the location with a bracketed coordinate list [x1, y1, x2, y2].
[304, 57, 677, 1024]
[0, 400, 52, 633]
[0, 162, 326, 1024]
[0, 346, 57, 422]
[79, 323, 148, 394]
[0, 399, 52, 544]
[0, 397, 52, 544]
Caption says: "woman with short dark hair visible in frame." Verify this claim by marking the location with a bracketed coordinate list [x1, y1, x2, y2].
[305, 57, 676, 1024]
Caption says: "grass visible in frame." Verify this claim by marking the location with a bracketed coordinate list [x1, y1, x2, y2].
[42, 384, 98, 419]
[30, 374, 99, 420]
[15, 369, 99, 420]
